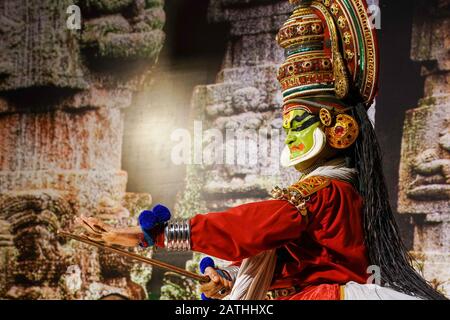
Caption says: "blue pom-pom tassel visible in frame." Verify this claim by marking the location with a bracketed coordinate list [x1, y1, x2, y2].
[138, 204, 171, 248]
[200, 257, 215, 274]
[138, 210, 158, 230]
[152, 204, 171, 223]
[201, 293, 214, 301]
[138, 204, 171, 231]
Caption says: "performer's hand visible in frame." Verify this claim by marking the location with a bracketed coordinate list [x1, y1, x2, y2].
[75, 216, 141, 247]
[200, 267, 233, 299]
[199, 257, 233, 300]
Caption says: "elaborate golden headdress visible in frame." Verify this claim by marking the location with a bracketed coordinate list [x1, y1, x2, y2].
[277, 0, 378, 110]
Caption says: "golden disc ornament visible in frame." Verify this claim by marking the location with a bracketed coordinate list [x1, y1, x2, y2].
[325, 113, 359, 149]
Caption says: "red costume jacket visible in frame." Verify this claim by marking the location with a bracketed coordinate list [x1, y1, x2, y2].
[156, 178, 369, 300]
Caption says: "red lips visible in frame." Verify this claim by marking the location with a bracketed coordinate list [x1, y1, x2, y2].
[291, 144, 305, 152]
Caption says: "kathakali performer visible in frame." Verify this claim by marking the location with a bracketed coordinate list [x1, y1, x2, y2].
[78, 0, 447, 300]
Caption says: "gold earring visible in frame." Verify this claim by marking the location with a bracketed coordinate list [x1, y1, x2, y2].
[325, 113, 359, 149]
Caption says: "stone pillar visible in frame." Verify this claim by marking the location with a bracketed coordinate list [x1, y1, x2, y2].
[0, 0, 165, 299]
[160, 0, 296, 300]
[175, 0, 294, 216]
[398, 0, 450, 295]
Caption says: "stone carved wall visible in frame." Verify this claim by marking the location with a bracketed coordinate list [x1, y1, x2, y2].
[0, 0, 165, 299]
[161, 0, 297, 299]
[398, 0, 450, 295]
[177, 0, 295, 214]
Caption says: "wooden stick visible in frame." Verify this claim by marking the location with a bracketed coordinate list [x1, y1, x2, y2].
[58, 230, 210, 283]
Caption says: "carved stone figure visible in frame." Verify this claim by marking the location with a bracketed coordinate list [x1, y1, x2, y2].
[398, 0, 450, 295]
[408, 119, 450, 200]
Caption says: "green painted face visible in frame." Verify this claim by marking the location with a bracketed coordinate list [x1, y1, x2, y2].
[283, 109, 321, 160]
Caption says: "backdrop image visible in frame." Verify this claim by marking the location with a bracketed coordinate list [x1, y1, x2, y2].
[0, 0, 448, 300]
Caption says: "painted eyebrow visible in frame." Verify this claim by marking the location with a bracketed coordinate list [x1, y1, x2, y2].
[290, 112, 311, 127]
[292, 116, 320, 132]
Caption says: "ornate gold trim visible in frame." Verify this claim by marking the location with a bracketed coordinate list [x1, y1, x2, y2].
[312, 1, 350, 99]
[271, 176, 331, 216]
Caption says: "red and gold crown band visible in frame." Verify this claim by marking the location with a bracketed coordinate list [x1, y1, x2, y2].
[276, 7, 325, 49]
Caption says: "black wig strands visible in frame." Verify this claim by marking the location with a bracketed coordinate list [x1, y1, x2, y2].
[350, 103, 447, 300]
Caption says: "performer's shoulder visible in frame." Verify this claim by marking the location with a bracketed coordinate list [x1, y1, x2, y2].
[289, 176, 331, 198]
[269, 176, 360, 212]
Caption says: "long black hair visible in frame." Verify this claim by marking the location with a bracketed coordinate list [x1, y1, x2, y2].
[347, 103, 447, 300]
